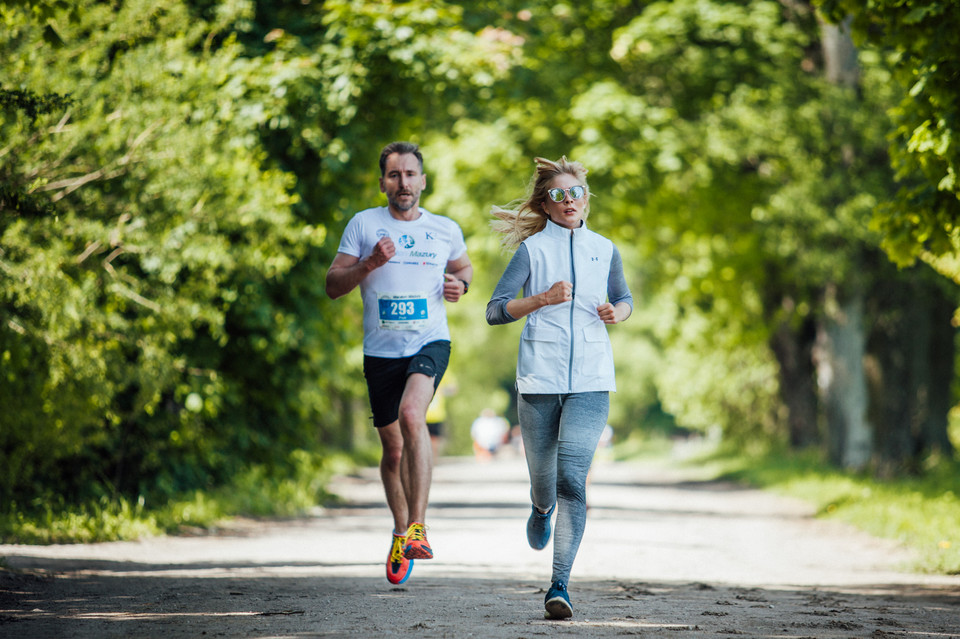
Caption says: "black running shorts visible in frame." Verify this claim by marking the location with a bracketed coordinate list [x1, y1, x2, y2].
[363, 340, 451, 428]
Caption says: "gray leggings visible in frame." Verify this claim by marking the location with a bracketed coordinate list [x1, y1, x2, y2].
[517, 392, 609, 584]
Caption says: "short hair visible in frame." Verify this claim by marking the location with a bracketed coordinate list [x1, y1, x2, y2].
[379, 141, 424, 176]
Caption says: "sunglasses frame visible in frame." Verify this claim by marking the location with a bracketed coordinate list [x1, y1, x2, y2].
[546, 185, 586, 202]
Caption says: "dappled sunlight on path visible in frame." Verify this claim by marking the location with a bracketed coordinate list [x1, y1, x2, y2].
[2, 455, 958, 638]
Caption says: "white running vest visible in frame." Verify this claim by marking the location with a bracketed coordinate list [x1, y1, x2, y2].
[516, 220, 617, 394]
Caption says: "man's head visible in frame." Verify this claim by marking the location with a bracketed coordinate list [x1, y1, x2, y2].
[379, 141, 426, 215]
[379, 141, 423, 176]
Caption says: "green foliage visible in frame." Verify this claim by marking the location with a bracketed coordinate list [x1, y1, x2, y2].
[817, 0, 960, 267]
[0, 0, 536, 532]
[1, 496, 161, 545]
[1, 0, 958, 545]
[0, 87, 74, 120]
[553, 0, 900, 439]
[0, 448, 346, 543]
[2, 0, 327, 507]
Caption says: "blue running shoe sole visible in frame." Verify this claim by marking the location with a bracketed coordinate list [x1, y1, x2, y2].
[545, 596, 573, 619]
[544, 579, 573, 619]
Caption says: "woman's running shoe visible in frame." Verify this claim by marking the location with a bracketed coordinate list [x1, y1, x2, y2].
[526, 503, 555, 550]
[544, 579, 573, 619]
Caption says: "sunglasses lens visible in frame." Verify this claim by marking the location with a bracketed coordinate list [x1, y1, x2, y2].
[547, 186, 585, 202]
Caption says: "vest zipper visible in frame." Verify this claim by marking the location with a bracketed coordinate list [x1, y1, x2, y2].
[568, 230, 576, 392]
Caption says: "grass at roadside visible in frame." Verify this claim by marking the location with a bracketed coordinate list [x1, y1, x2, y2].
[0, 449, 362, 545]
[698, 446, 960, 575]
[613, 431, 959, 575]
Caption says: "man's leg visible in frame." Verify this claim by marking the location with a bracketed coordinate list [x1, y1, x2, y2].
[397, 372, 436, 525]
[396, 340, 449, 560]
[378, 420, 416, 584]
[376, 420, 408, 535]
[365, 353, 423, 583]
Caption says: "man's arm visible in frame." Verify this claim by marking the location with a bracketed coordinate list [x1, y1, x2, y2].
[443, 253, 473, 303]
[325, 237, 396, 299]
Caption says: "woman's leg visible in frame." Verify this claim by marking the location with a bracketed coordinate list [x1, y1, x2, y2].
[517, 393, 562, 514]
[551, 391, 609, 584]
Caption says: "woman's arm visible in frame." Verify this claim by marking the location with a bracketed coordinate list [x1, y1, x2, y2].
[506, 281, 572, 320]
[486, 245, 529, 325]
[487, 244, 572, 324]
[597, 245, 633, 324]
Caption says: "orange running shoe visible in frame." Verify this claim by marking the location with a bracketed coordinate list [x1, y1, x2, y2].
[402, 522, 433, 560]
[386, 533, 413, 585]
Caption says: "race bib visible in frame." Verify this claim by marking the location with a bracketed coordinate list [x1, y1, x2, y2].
[377, 292, 429, 330]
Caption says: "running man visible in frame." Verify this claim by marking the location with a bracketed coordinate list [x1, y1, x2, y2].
[326, 141, 473, 585]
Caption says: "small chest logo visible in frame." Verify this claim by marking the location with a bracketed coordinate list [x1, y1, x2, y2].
[398, 234, 415, 249]
[376, 228, 390, 239]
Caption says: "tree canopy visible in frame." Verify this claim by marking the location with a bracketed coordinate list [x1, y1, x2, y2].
[1, 0, 957, 524]
[817, 0, 960, 269]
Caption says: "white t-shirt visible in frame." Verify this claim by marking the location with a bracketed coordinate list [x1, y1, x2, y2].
[337, 206, 467, 358]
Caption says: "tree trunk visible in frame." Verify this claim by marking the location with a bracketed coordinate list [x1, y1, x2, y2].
[866, 266, 956, 473]
[770, 315, 820, 448]
[921, 290, 955, 456]
[325, 388, 358, 450]
[821, 16, 860, 88]
[816, 15, 873, 470]
[816, 287, 872, 470]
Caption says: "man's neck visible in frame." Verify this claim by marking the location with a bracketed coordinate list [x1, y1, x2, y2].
[388, 205, 422, 221]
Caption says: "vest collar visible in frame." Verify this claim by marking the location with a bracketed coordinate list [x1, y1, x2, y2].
[543, 218, 587, 238]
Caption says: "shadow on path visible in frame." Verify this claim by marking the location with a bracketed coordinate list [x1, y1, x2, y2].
[2, 568, 958, 639]
[2, 457, 959, 638]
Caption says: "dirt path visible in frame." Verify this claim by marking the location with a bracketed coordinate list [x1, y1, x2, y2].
[2, 453, 958, 638]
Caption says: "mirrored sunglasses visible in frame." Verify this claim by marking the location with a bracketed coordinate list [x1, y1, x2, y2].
[546, 185, 586, 202]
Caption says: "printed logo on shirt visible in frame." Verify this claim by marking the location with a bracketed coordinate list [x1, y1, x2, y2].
[398, 234, 415, 249]
[591, 257, 599, 262]
[425, 232, 435, 240]
[376, 228, 390, 239]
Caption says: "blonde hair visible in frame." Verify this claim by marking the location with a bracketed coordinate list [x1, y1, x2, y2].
[491, 156, 590, 250]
